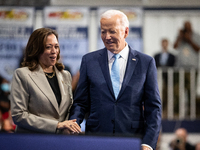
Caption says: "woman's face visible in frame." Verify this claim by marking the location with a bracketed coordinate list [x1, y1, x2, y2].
[39, 34, 59, 70]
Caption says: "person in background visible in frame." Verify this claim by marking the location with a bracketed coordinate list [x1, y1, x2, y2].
[0, 76, 10, 121]
[174, 21, 200, 69]
[10, 28, 81, 134]
[0, 76, 15, 132]
[69, 10, 161, 150]
[154, 38, 176, 118]
[173, 21, 200, 117]
[154, 38, 175, 68]
[169, 128, 195, 150]
[63, 65, 80, 94]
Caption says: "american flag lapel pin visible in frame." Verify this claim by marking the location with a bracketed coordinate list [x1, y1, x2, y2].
[132, 58, 136, 61]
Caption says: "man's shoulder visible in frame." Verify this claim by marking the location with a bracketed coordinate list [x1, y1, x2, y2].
[83, 48, 106, 59]
[130, 48, 153, 60]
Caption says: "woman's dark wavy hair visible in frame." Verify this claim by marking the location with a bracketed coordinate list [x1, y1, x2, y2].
[21, 28, 64, 71]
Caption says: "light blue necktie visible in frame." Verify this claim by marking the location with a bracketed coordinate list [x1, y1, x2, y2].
[111, 54, 120, 99]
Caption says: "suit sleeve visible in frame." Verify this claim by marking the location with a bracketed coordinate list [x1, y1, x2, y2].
[10, 69, 58, 133]
[69, 56, 90, 125]
[143, 58, 162, 149]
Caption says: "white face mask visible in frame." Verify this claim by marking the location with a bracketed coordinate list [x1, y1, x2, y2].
[1, 83, 10, 92]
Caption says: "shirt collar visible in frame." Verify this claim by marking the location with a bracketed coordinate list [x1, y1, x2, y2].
[107, 43, 129, 61]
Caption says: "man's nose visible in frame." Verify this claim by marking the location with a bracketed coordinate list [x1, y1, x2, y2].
[105, 33, 111, 39]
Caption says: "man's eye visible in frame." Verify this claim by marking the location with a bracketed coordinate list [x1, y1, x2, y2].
[110, 31, 116, 34]
[55, 46, 59, 49]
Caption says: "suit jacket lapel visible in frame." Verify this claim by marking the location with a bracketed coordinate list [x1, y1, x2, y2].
[29, 65, 59, 114]
[55, 67, 72, 115]
[98, 48, 115, 97]
[118, 47, 138, 99]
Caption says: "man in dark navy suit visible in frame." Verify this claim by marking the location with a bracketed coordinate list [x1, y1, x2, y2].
[154, 38, 175, 68]
[70, 10, 162, 150]
[154, 38, 176, 118]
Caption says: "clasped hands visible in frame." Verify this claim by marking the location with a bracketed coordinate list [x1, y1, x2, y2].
[57, 119, 82, 135]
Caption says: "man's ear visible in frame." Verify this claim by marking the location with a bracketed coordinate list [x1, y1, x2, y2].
[124, 27, 129, 38]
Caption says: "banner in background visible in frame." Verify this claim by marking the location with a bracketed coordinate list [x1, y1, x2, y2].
[97, 7, 143, 52]
[0, 7, 34, 81]
[44, 7, 89, 76]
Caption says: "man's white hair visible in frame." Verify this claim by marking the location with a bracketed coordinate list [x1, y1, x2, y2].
[100, 10, 129, 29]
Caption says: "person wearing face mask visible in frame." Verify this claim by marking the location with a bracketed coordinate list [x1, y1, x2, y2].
[69, 10, 161, 150]
[10, 28, 81, 134]
[1, 81, 10, 93]
[0, 77, 10, 114]
[0, 76, 15, 132]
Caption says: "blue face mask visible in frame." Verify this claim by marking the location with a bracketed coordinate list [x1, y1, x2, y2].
[1, 83, 10, 92]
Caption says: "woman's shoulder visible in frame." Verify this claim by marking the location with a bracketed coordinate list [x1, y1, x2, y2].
[59, 70, 72, 82]
[61, 69, 71, 77]
[15, 67, 30, 72]
[14, 67, 31, 76]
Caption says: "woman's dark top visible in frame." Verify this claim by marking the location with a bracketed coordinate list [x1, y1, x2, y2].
[45, 72, 61, 106]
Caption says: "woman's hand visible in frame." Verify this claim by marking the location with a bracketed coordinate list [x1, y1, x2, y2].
[57, 119, 81, 134]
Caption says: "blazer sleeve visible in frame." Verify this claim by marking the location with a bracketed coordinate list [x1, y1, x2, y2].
[143, 58, 162, 149]
[64, 71, 73, 121]
[10, 69, 59, 133]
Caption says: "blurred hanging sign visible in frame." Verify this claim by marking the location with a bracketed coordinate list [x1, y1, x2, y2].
[0, 7, 34, 81]
[43, 7, 89, 75]
[97, 7, 143, 52]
